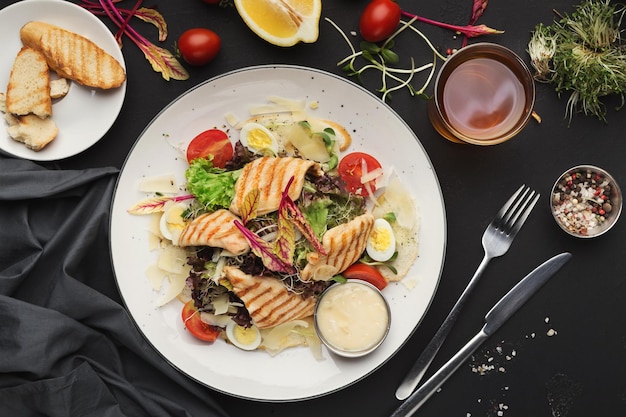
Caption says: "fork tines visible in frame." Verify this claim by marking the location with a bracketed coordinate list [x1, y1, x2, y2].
[494, 185, 540, 235]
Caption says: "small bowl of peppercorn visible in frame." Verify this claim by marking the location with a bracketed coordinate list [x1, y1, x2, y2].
[551, 165, 622, 238]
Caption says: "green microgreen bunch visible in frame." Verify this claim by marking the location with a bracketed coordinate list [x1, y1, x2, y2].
[528, 0, 626, 123]
[326, 17, 445, 102]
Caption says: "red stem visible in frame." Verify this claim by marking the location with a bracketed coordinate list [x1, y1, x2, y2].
[116, 0, 142, 44]
[95, 0, 149, 47]
[401, 10, 469, 33]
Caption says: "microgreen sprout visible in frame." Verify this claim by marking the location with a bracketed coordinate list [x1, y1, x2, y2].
[326, 17, 440, 102]
[359, 253, 399, 275]
[528, 0, 626, 123]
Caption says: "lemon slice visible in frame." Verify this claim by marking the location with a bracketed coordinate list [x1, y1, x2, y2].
[234, 0, 322, 47]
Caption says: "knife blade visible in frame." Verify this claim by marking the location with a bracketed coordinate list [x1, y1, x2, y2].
[390, 252, 572, 417]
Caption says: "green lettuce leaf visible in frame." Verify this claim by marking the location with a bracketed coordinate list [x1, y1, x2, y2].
[185, 159, 241, 211]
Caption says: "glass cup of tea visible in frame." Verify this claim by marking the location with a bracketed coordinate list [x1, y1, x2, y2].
[428, 43, 536, 145]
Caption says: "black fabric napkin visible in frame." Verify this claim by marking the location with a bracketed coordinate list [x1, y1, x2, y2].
[0, 155, 230, 417]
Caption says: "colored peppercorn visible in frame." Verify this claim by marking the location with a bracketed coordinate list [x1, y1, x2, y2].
[552, 167, 617, 236]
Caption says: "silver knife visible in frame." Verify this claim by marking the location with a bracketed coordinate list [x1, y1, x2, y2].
[390, 252, 572, 417]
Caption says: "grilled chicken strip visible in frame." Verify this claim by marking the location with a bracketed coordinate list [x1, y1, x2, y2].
[229, 156, 320, 216]
[224, 266, 316, 329]
[177, 209, 249, 255]
[300, 212, 375, 281]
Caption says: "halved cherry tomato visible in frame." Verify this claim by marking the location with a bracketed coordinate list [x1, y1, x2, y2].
[342, 263, 388, 290]
[181, 300, 221, 342]
[337, 152, 382, 196]
[178, 28, 221, 66]
[186, 129, 233, 167]
[359, 0, 402, 43]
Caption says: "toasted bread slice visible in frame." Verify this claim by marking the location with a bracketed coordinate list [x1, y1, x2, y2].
[20, 21, 125, 89]
[6, 113, 58, 151]
[6, 46, 52, 118]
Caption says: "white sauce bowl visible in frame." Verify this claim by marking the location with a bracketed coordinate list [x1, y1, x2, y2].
[314, 280, 391, 358]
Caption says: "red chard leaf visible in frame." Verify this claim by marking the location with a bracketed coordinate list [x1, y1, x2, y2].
[127, 194, 194, 214]
[239, 189, 260, 224]
[275, 204, 296, 263]
[280, 177, 327, 255]
[135, 7, 168, 41]
[234, 220, 296, 274]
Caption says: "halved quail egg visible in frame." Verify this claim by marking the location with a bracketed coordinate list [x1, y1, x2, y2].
[366, 218, 396, 262]
[159, 201, 188, 244]
[239, 122, 279, 155]
[225, 321, 262, 351]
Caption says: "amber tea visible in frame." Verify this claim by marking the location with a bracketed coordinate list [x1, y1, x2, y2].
[429, 43, 535, 145]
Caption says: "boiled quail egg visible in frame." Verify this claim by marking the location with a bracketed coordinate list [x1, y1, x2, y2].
[239, 122, 279, 155]
[159, 201, 188, 244]
[366, 218, 396, 262]
[225, 321, 262, 351]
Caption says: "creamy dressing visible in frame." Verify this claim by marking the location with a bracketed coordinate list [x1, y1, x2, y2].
[315, 282, 389, 353]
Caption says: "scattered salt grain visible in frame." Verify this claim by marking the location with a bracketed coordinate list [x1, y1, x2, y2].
[547, 328, 557, 337]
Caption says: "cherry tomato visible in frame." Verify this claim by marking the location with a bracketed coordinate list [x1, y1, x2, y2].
[342, 263, 388, 290]
[186, 129, 233, 167]
[359, 0, 402, 43]
[181, 301, 222, 342]
[337, 152, 382, 196]
[178, 28, 221, 66]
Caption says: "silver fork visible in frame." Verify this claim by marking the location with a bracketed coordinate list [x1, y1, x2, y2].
[395, 185, 540, 400]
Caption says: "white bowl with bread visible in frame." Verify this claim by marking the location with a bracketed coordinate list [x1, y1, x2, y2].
[0, 0, 126, 161]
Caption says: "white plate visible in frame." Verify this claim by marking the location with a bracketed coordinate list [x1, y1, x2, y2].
[110, 65, 446, 401]
[0, 0, 126, 161]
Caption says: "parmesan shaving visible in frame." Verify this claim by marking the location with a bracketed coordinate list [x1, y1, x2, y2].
[138, 173, 178, 194]
[147, 213, 163, 250]
[145, 263, 166, 291]
[374, 175, 417, 229]
[212, 293, 230, 315]
[360, 158, 380, 208]
[156, 245, 188, 274]
[224, 112, 240, 127]
[249, 104, 293, 115]
[267, 95, 306, 112]
[281, 123, 330, 162]
[260, 319, 310, 355]
[155, 271, 188, 307]
[360, 167, 384, 183]
[402, 277, 418, 290]
[200, 312, 233, 328]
